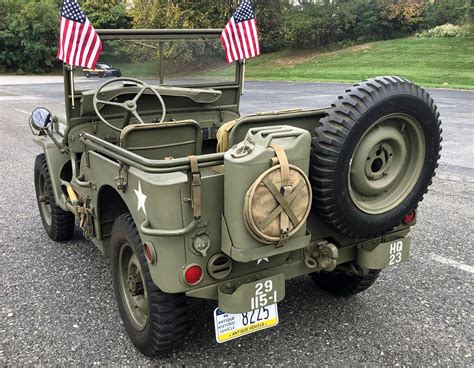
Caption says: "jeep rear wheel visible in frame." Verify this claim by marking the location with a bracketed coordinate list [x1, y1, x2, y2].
[311, 269, 381, 296]
[34, 154, 75, 241]
[111, 214, 188, 356]
[311, 76, 442, 238]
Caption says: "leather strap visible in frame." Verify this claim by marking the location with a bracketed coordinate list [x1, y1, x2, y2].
[269, 144, 294, 247]
[269, 144, 290, 188]
[188, 155, 202, 219]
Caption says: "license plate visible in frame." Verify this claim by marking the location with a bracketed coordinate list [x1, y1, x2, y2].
[214, 304, 279, 343]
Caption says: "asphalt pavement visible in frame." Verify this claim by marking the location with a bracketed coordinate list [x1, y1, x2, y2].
[0, 77, 473, 366]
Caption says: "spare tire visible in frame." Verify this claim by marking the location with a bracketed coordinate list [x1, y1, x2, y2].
[310, 76, 442, 238]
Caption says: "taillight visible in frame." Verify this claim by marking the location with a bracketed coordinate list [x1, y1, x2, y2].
[143, 241, 156, 265]
[184, 265, 203, 285]
[403, 211, 416, 224]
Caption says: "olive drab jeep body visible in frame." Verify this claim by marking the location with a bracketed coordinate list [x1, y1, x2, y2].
[30, 29, 442, 355]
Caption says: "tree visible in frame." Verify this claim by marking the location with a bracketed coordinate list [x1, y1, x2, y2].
[378, 0, 429, 30]
[0, 0, 131, 73]
[82, 0, 131, 29]
[129, 0, 291, 52]
[421, 0, 471, 28]
[0, 0, 60, 73]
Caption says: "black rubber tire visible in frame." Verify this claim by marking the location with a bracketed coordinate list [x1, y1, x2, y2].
[310, 76, 442, 238]
[34, 154, 75, 241]
[85, 72, 91, 78]
[110, 214, 188, 356]
[311, 269, 381, 296]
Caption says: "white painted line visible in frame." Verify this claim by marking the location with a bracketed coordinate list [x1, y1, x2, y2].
[0, 95, 40, 101]
[431, 255, 474, 274]
[14, 108, 31, 115]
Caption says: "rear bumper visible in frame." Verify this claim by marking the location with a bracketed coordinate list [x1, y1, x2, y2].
[187, 234, 411, 313]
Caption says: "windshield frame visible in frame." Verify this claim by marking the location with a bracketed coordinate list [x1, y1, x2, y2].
[71, 29, 242, 90]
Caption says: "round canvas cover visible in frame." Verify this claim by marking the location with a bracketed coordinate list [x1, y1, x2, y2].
[244, 164, 312, 245]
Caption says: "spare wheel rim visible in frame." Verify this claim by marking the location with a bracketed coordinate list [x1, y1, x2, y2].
[348, 113, 425, 214]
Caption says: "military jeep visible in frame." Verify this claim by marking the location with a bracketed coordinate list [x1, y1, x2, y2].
[30, 29, 442, 355]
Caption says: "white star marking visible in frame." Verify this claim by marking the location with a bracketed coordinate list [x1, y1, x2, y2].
[134, 181, 147, 216]
[257, 258, 269, 265]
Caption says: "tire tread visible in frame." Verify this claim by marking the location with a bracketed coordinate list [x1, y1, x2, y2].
[34, 154, 75, 241]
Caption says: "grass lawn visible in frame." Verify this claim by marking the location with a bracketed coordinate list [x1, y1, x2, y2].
[245, 37, 474, 89]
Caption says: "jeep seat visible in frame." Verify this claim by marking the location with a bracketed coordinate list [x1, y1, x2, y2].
[120, 120, 202, 160]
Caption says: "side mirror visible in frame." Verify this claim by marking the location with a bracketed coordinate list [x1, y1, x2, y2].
[30, 107, 52, 131]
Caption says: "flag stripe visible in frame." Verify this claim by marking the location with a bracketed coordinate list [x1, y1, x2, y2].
[220, 32, 232, 64]
[251, 19, 260, 55]
[67, 22, 80, 64]
[245, 21, 256, 57]
[74, 21, 89, 66]
[81, 23, 97, 67]
[63, 20, 74, 63]
[57, 17, 66, 60]
[224, 25, 239, 62]
[87, 35, 102, 68]
[237, 22, 250, 59]
[230, 18, 245, 61]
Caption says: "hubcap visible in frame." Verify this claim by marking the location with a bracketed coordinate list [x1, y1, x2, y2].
[349, 113, 425, 214]
[118, 243, 148, 331]
[38, 174, 52, 226]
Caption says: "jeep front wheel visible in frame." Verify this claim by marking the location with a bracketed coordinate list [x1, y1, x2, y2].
[110, 214, 188, 356]
[34, 154, 75, 241]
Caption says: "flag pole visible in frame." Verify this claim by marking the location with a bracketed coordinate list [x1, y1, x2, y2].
[69, 65, 75, 109]
[241, 59, 246, 95]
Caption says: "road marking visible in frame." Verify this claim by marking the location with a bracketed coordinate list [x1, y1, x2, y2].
[0, 95, 40, 101]
[14, 108, 31, 115]
[431, 255, 474, 274]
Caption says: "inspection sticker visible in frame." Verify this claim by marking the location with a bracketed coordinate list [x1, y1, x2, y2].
[214, 304, 279, 343]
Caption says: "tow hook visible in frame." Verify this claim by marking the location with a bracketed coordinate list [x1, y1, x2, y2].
[304, 241, 339, 272]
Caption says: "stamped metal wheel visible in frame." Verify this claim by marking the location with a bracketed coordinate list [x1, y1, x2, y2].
[111, 214, 188, 356]
[349, 113, 425, 214]
[37, 172, 53, 226]
[118, 241, 149, 331]
[34, 154, 75, 241]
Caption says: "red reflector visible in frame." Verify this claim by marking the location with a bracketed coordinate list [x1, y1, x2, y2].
[144, 242, 155, 264]
[403, 211, 416, 224]
[184, 265, 203, 285]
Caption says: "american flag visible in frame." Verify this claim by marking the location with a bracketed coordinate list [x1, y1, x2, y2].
[56, 0, 102, 68]
[220, 0, 260, 64]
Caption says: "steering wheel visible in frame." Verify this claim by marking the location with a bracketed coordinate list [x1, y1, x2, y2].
[93, 77, 167, 132]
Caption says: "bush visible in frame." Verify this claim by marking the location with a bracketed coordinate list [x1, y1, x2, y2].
[417, 23, 472, 37]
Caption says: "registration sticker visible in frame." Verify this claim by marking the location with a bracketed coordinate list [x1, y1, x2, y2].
[214, 304, 279, 343]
